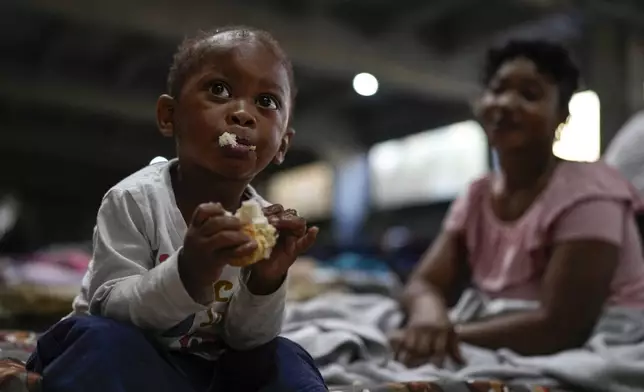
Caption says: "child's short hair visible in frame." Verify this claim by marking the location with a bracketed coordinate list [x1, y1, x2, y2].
[167, 25, 297, 102]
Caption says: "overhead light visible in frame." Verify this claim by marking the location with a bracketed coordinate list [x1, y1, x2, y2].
[352, 72, 378, 96]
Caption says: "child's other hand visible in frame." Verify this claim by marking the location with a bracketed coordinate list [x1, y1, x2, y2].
[180, 203, 257, 300]
[247, 205, 318, 293]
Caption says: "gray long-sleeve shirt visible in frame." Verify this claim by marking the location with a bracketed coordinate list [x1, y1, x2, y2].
[71, 159, 286, 358]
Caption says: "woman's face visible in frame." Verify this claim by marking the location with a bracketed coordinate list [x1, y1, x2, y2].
[476, 57, 565, 155]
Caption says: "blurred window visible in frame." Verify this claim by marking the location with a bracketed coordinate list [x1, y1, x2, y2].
[266, 162, 334, 220]
[369, 120, 488, 209]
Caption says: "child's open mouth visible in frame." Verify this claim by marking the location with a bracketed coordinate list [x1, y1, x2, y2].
[218, 132, 257, 152]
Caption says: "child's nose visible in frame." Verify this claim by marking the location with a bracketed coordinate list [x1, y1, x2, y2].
[227, 109, 256, 128]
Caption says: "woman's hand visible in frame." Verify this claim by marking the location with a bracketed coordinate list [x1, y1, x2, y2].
[390, 308, 464, 368]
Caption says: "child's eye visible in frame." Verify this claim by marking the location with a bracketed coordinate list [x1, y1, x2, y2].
[208, 82, 231, 98]
[256, 95, 279, 110]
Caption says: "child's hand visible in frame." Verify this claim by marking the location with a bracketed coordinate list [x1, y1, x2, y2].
[179, 202, 258, 300]
[247, 204, 318, 293]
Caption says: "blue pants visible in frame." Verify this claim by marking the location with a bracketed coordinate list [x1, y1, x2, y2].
[26, 316, 327, 392]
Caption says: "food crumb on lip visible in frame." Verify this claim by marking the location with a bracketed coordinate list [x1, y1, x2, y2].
[219, 132, 238, 147]
[219, 132, 256, 150]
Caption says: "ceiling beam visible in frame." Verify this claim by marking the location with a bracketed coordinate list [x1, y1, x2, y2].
[0, 113, 355, 175]
[388, 0, 480, 36]
[369, 0, 477, 66]
[484, 11, 584, 45]
[0, 70, 156, 123]
[16, 0, 480, 102]
[584, 0, 644, 25]
[0, 68, 362, 164]
[443, 11, 584, 72]
[0, 150, 127, 199]
[0, 124, 166, 171]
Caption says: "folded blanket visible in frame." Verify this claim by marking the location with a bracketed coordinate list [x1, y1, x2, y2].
[282, 290, 644, 391]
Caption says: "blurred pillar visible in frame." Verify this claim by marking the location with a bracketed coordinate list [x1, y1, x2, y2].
[332, 153, 370, 247]
[584, 21, 629, 151]
[291, 110, 369, 246]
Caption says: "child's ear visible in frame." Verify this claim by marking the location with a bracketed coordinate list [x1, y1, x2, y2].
[273, 127, 295, 165]
[157, 94, 175, 138]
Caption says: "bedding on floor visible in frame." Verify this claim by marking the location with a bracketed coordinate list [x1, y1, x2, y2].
[0, 332, 39, 392]
[281, 290, 644, 392]
[0, 304, 572, 392]
[0, 247, 88, 319]
[1, 258, 636, 392]
[0, 359, 563, 392]
[0, 330, 565, 392]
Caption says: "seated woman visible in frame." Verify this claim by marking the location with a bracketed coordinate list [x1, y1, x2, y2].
[393, 39, 644, 368]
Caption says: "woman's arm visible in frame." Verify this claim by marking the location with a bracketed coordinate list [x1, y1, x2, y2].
[393, 230, 469, 366]
[457, 240, 617, 354]
[393, 196, 471, 366]
[401, 230, 469, 323]
[457, 199, 624, 355]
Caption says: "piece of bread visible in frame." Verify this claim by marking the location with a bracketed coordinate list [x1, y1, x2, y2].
[228, 200, 278, 267]
[218, 132, 238, 147]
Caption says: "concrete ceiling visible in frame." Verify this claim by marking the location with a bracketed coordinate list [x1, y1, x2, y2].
[4, 0, 640, 201]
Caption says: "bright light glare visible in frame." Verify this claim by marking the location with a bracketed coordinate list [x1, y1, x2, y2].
[552, 90, 601, 162]
[353, 73, 379, 96]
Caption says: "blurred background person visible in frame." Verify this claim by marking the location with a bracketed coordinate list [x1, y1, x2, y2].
[604, 110, 644, 196]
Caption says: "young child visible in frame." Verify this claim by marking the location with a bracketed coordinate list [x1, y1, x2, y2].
[26, 26, 327, 392]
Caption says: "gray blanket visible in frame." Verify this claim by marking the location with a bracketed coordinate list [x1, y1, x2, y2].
[281, 291, 644, 391]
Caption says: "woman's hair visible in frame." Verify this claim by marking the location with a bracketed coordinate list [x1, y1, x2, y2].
[482, 39, 580, 115]
[166, 25, 296, 102]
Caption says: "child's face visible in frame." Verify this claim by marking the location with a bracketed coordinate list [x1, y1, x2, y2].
[161, 32, 293, 180]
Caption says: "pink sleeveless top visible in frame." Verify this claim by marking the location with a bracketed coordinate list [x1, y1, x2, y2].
[444, 161, 644, 308]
